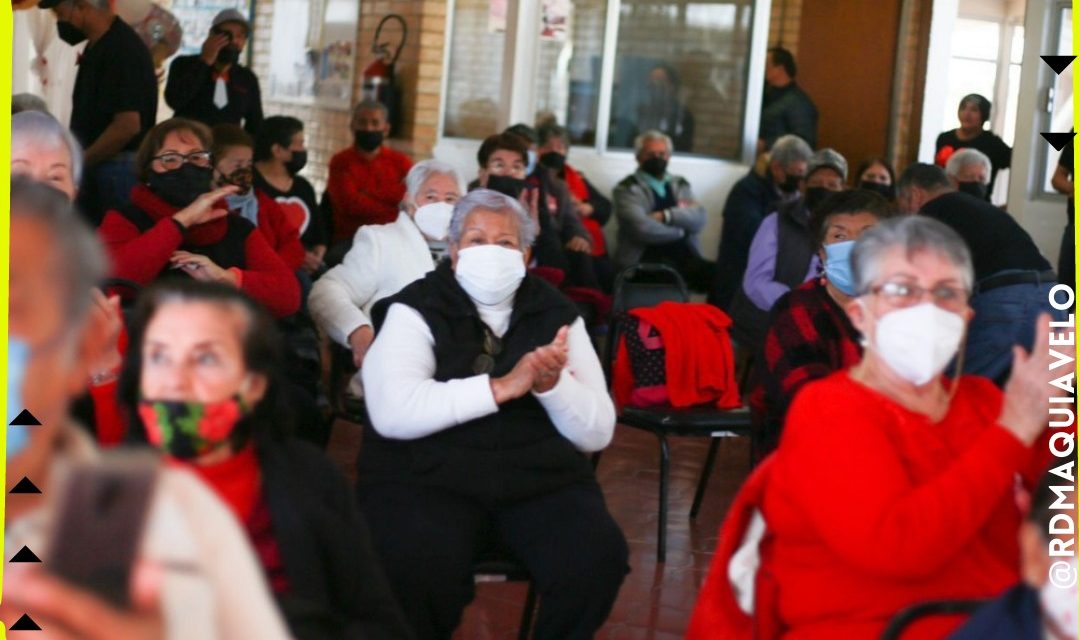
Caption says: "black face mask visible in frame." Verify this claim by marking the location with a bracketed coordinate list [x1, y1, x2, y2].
[779, 173, 803, 194]
[539, 152, 566, 172]
[148, 164, 213, 209]
[57, 21, 87, 46]
[285, 150, 308, 175]
[859, 180, 895, 200]
[641, 156, 668, 178]
[217, 46, 241, 66]
[803, 186, 833, 213]
[486, 174, 527, 200]
[355, 130, 384, 152]
[957, 181, 988, 200]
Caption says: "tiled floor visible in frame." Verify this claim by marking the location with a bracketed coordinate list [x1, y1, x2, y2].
[327, 419, 753, 639]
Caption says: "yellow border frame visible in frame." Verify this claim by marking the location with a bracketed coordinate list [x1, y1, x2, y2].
[0, 0, 12, 636]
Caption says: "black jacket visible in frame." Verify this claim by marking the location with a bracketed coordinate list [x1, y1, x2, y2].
[362, 261, 595, 505]
[258, 438, 414, 640]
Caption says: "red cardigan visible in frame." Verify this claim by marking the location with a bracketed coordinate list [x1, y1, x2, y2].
[253, 190, 305, 271]
[99, 184, 300, 318]
[325, 145, 412, 242]
[759, 372, 1041, 640]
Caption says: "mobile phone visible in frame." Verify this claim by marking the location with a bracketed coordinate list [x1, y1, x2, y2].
[46, 452, 159, 608]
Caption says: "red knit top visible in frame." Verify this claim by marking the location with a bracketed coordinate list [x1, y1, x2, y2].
[760, 372, 1041, 640]
[325, 145, 413, 242]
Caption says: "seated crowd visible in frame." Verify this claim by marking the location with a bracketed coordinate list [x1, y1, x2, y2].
[5, 15, 1077, 639]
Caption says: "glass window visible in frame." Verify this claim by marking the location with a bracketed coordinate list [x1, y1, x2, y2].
[533, 0, 608, 145]
[950, 19, 1000, 61]
[1043, 6, 1073, 193]
[442, 0, 509, 138]
[607, 1, 753, 157]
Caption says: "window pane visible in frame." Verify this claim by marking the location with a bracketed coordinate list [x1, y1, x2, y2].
[1044, 7, 1073, 192]
[941, 58, 997, 134]
[1009, 25, 1024, 64]
[950, 19, 1000, 61]
[442, 0, 508, 138]
[606, 1, 754, 158]
[533, 0, 608, 146]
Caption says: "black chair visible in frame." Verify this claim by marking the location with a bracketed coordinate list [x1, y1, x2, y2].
[879, 599, 988, 640]
[472, 552, 539, 640]
[601, 264, 752, 562]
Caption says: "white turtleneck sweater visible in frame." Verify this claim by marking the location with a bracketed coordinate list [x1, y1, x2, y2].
[361, 295, 616, 452]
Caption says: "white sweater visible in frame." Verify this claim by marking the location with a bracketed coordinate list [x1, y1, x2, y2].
[362, 298, 616, 452]
[309, 213, 435, 347]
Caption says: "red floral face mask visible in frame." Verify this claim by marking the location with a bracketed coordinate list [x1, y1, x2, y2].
[139, 395, 249, 460]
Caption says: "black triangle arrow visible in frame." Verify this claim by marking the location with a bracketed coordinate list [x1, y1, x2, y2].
[9, 477, 41, 494]
[9, 409, 41, 426]
[1041, 132, 1076, 152]
[9, 546, 41, 563]
[1042, 55, 1077, 75]
[10, 613, 41, 630]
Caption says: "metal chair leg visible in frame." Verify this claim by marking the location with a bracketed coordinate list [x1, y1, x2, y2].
[690, 437, 720, 519]
[518, 582, 538, 640]
[657, 433, 670, 563]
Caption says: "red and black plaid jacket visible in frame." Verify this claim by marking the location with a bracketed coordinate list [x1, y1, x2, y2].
[758, 279, 862, 452]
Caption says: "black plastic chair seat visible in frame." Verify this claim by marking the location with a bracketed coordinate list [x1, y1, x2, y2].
[620, 404, 752, 436]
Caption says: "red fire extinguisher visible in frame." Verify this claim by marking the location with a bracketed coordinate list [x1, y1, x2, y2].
[362, 15, 407, 136]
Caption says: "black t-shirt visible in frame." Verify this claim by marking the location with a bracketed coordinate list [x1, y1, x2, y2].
[70, 17, 158, 153]
[164, 55, 264, 135]
[920, 191, 1051, 282]
[1059, 138, 1074, 224]
[935, 129, 1012, 196]
[253, 170, 326, 247]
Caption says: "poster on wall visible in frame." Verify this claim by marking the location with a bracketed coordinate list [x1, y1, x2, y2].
[540, 0, 569, 41]
[267, 0, 358, 110]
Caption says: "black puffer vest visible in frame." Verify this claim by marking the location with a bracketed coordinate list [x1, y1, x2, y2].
[359, 261, 596, 505]
[118, 203, 253, 271]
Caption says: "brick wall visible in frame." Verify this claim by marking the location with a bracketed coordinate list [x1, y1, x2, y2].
[768, 0, 801, 53]
[250, 0, 447, 194]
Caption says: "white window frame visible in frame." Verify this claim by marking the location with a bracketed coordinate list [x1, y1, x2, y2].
[437, 0, 772, 168]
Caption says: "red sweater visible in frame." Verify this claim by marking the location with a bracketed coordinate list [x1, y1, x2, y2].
[760, 372, 1039, 640]
[252, 190, 305, 271]
[99, 185, 300, 318]
[326, 145, 412, 242]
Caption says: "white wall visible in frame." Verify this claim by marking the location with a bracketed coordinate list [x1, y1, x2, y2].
[919, 0, 960, 161]
[433, 138, 751, 261]
[1006, 0, 1069, 265]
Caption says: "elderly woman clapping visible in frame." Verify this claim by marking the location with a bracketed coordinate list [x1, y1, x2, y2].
[310, 159, 463, 374]
[358, 189, 628, 640]
[759, 216, 1064, 639]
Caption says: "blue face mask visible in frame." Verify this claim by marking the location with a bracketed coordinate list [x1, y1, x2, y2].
[823, 240, 858, 296]
[8, 338, 31, 459]
[526, 150, 538, 176]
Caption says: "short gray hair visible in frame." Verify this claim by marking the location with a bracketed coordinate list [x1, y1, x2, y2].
[769, 134, 814, 169]
[634, 129, 673, 156]
[403, 159, 463, 209]
[12, 93, 48, 115]
[12, 110, 84, 184]
[10, 177, 107, 324]
[448, 189, 537, 248]
[352, 99, 389, 120]
[944, 148, 992, 185]
[851, 215, 974, 295]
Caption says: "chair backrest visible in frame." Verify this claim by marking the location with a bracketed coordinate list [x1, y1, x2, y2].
[879, 599, 988, 640]
[603, 264, 690, 382]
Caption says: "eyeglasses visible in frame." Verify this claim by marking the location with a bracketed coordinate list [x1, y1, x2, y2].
[869, 280, 970, 312]
[153, 151, 212, 171]
[471, 329, 503, 375]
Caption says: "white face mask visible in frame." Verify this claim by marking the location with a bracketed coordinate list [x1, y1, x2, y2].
[413, 201, 454, 241]
[868, 302, 965, 386]
[454, 245, 526, 306]
[1040, 561, 1079, 639]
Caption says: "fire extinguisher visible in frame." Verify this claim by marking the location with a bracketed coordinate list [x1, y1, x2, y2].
[362, 15, 407, 136]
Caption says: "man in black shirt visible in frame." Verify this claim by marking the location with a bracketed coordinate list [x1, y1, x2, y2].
[165, 9, 263, 135]
[897, 163, 1065, 386]
[42, 0, 158, 225]
[759, 47, 818, 151]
